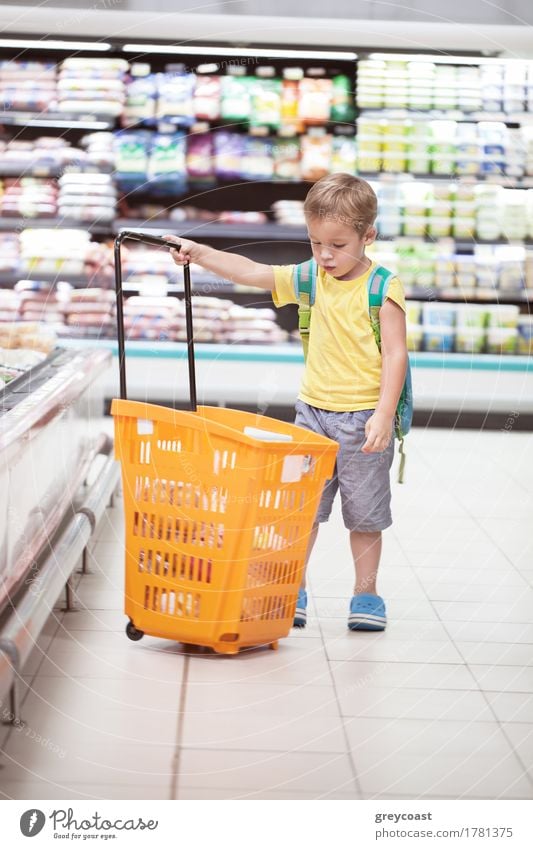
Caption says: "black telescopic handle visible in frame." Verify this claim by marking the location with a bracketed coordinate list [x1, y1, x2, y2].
[113, 230, 197, 412]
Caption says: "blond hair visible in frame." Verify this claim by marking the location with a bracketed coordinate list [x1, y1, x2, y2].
[303, 173, 377, 234]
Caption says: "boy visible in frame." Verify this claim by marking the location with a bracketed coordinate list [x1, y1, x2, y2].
[165, 172, 408, 631]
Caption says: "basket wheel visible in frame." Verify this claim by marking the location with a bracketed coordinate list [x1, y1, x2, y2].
[269, 640, 279, 651]
[126, 621, 144, 641]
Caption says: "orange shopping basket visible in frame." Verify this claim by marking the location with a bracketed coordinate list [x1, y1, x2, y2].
[111, 231, 338, 654]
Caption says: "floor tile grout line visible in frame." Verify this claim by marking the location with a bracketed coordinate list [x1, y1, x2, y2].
[315, 606, 364, 798]
[171, 652, 190, 801]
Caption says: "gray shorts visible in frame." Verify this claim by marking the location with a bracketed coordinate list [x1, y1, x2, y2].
[294, 400, 394, 532]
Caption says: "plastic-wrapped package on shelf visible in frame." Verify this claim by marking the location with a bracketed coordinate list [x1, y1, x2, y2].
[120, 292, 287, 344]
[113, 129, 151, 192]
[193, 74, 221, 121]
[213, 131, 246, 180]
[15, 279, 63, 324]
[0, 318, 56, 354]
[250, 73, 282, 129]
[241, 137, 274, 181]
[0, 233, 20, 274]
[271, 199, 305, 227]
[58, 172, 117, 223]
[57, 57, 129, 116]
[0, 136, 89, 174]
[59, 287, 116, 339]
[122, 65, 158, 126]
[220, 72, 253, 122]
[186, 132, 216, 186]
[156, 68, 196, 126]
[298, 76, 333, 124]
[19, 228, 93, 277]
[146, 132, 187, 195]
[79, 132, 115, 172]
[300, 132, 332, 181]
[0, 177, 58, 219]
[0, 60, 57, 113]
[272, 138, 301, 181]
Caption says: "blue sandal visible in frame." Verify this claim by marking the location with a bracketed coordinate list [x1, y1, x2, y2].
[293, 589, 307, 628]
[348, 593, 387, 631]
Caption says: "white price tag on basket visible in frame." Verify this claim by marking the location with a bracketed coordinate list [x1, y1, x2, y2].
[281, 454, 306, 483]
[137, 418, 154, 435]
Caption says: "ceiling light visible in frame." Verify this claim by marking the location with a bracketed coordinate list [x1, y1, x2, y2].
[0, 38, 111, 51]
[123, 43, 357, 61]
[367, 52, 511, 65]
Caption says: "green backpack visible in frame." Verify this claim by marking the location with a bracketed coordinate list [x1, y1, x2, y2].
[293, 259, 413, 483]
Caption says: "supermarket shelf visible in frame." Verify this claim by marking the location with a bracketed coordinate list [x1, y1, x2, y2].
[361, 172, 533, 188]
[0, 163, 114, 178]
[404, 287, 533, 304]
[0, 111, 115, 130]
[57, 339, 533, 370]
[1, 271, 529, 305]
[1, 216, 531, 247]
[377, 235, 533, 248]
[0, 217, 112, 235]
[114, 219, 309, 241]
[357, 109, 533, 125]
[59, 338, 533, 414]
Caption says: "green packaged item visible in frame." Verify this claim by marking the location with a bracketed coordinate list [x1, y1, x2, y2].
[220, 75, 253, 122]
[330, 75, 355, 123]
[250, 78, 282, 128]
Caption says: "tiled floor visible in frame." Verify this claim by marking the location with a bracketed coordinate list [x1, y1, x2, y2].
[1, 426, 533, 800]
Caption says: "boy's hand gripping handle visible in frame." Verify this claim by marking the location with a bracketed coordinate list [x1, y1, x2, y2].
[113, 230, 197, 411]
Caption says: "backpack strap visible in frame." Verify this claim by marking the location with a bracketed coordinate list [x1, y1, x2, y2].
[366, 265, 409, 484]
[366, 264, 394, 351]
[293, 259, 318, 362]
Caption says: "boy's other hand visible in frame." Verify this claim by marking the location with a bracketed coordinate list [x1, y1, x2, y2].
[163, 234, 203, 265]
[361, 411, 393, 453]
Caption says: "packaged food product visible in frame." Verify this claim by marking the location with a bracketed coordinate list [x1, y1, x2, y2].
[300, 133, 332, 181]
[486, 326, 518, 354]
[486, 304, 520, 328]
[422, 302, 457, 326]
[455, 325, 486, 354]
[220, 75, 253, 122]
[406, 323, 423, 351]
[186, 132, 215, 184]
[517, 316, 533, 354]
[272, 138, 301, 181]
[214, 131, 246, 179]
[455, 305, 489, 328]
[298, 77, 332, 124]
[241, 137, 273, 181]
[331, 135, 356, 173]
[330, 75, 355, 123]
[422, 324, 455, 353]
[193, 75, 221, 121]
[250, 78, 282, 128]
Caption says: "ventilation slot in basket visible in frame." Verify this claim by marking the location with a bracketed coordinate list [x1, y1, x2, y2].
[137, 548, 213, 584]
[240, 594, 292, 623]
[246, 560, 299, 588]
[143, 584, 202, 619]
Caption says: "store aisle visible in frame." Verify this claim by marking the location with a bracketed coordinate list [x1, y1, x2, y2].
[1, 427, 533, 801]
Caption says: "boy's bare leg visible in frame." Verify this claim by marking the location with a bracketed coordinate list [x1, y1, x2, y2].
[350, 530, 382, 595]
[299, 523, 320, 590]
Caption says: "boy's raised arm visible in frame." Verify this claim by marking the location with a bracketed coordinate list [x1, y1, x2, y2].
[163, 235, 275, 291]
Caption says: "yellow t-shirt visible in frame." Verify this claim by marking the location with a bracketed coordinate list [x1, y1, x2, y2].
[273, 261, 406, 412]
